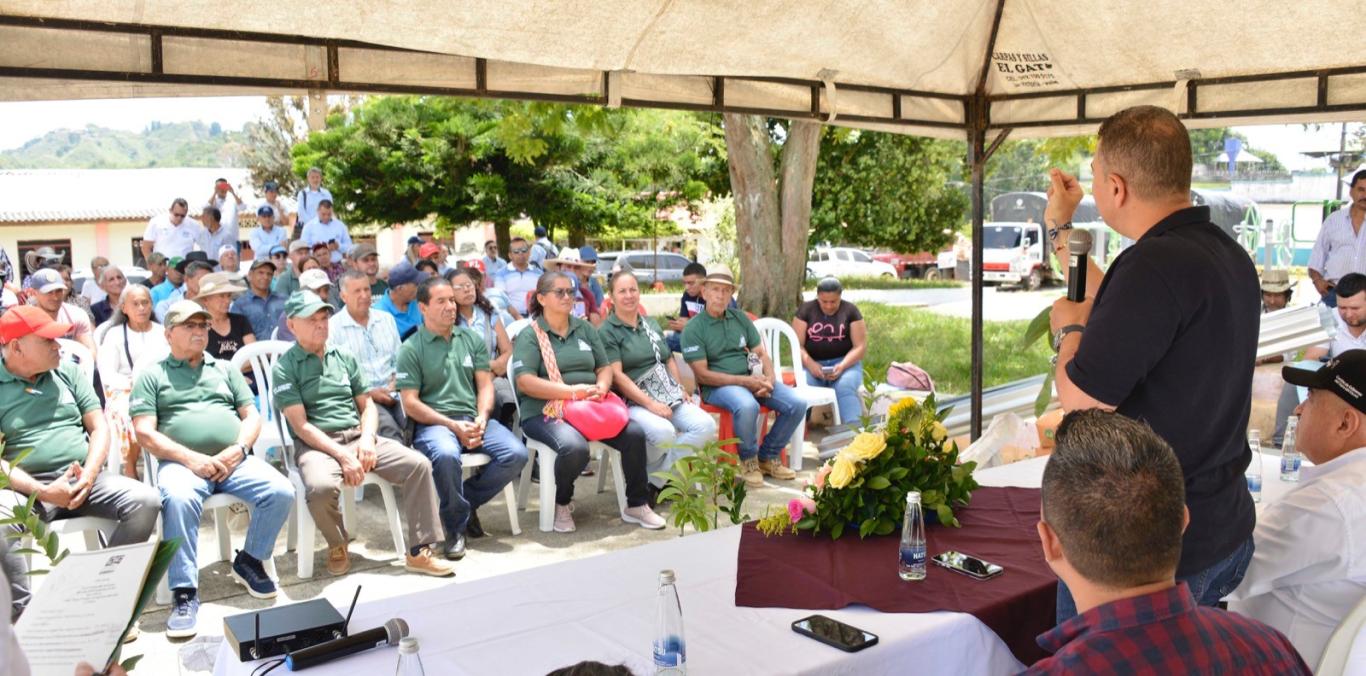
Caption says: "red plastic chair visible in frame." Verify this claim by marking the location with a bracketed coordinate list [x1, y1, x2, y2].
[699, 398, 787, 466]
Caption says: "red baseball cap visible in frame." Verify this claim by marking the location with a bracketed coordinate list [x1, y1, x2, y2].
[0, 306, 71, 343]
[419, 242, 442, 259]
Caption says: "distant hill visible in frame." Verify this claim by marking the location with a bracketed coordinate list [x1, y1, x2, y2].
[0, 121, 248, 169]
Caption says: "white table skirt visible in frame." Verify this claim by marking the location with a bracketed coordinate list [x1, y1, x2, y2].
[210, 460, 1069, 676]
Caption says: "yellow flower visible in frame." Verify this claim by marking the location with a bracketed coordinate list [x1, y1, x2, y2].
[839, 432, 888, 462]
[888, 397, 920, 419]
[829, 456, 857, 489]
[929, 421, 947, 443]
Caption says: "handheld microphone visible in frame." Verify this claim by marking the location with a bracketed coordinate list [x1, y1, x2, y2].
[284, 618, 408, 671]
[1066, 229, 1093, 302]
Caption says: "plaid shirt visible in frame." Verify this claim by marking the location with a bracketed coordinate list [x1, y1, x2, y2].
[1023, 583, 1309, 675]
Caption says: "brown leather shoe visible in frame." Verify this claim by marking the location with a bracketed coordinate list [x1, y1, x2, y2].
[405, 546, 456, 577]
[758, 458, 796, 481]
[326, 545, 350, 576]
[741, 458, 764, 488]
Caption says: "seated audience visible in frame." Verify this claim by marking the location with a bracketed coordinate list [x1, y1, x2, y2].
[1227, 353, 1366, 667]
[0, 306, 159, 619]
[273, 292, 454, 577]
[1025, 409, 1309, 674]
[154, 255, 213, 323]
[601, 270, 716, 504]
[578, 246, 605, 305]
[270, 240, 311, 298]
[149, 254, 183, 307]
[511, 272, 663, 533]
[96, 286, 170, 478]
[26, 268, 96, 355]
[196, 272, 255, 367]
[681, 265, 804, 488]
[495, 237, 541, 317]
[793, 277, 867, 423]
[79, 256, 111, 307]
[1273, 272, 1366, 444]
[348, 244, 388, 297]
[415, 258, 440, 277]
[550, 249, 601, 325]
[142, 251, 169, 291]
[89, 265, 128, 326]
[230, 258, 285, 339]
[399, 277, 528, 555]
[217, 245, 240, 276]
[665, 262, 735, 353]
[450, 267, 518, 429]
[329, 270, 406, 441]
[55, 265, 94, 321]
[131, 300, 294, 638]
[375, 263, 425, 340]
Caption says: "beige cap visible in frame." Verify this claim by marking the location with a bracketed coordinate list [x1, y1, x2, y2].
[299, 268, 332, 291]
[164, 300, 212, 327]
[196, 271, 247, 298]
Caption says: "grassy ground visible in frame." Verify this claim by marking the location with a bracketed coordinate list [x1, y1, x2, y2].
[858, 302, 1052, 395]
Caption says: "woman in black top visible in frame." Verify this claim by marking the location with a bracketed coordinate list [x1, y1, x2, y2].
[793, 277, 867, 423]
[195, 271, 258, 390]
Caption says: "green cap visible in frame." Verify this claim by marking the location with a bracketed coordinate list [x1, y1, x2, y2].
[285, 291, 332, 319]
[163, 300, 211, 327]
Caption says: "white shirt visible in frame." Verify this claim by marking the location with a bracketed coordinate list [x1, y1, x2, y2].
[79, 279, 107, 306]
[197, 223, 239, 262]
[327, 307, 401, 390]
[210, 194, 247, 232]
[248, 224, 289, 258]
[300, 217, 353, 254]
[257, 197, 294, 228]
[1327, 312, 1366, 358]
[1227, 447, 1366, 668]
[96, 321, 170, 392]
[496, 265, 542, 315]
[1308, 206, 1366, 283]
[143, 213, 205, 258]
[294, 186, 333, 226]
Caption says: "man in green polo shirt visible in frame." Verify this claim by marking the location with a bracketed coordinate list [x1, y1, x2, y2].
[273, 291, 452, 578]
[130, 300, 294, 639]
[398, 277, 527, 560]
[0, 305, 159, 619]
[680, 265, 804, 488]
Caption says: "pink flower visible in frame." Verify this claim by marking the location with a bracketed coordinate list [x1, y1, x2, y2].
[787, 497, 817, 523]
[815, 464, 833, 488]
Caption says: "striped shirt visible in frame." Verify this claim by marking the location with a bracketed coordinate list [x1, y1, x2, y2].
[1308, 206, 1366, 283]
[327, 306, 401, 391]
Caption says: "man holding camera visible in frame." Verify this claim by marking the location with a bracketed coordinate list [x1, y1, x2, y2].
[1045, 105, 1260, 621]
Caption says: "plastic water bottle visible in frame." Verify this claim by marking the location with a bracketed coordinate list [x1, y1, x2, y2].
[1246, 430, 1263, 503]
[899, 491, 927, 581]
[1280, 416, 1302, 482]
[395, 637, 425, 676]
[653, 570, 686, 675]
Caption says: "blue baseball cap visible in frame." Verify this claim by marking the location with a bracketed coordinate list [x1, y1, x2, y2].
[268, 245, 287, 256]
[406, 236, 423, 246]
[257, 205, 274, 217]
[388, 263, 426, 288]
[579, 245, 598, 263]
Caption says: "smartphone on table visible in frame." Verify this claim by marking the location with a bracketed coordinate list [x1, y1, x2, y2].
[791, 615, 879, 653]
[932, 550, 1004, 580]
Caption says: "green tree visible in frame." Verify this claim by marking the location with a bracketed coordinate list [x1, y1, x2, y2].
[810, 129, 967, 253]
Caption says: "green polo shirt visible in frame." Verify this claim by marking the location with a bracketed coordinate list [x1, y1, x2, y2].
[680, 306, 760, 396]
[510, 315, 607, 422]
[370, 278, 389, 297]
[129, 353, 253, 455]
[396, 325, 489, 419]
[600, 313, 672, 382]
[273, 344, 365, 433]
[0, 361, 99, 474]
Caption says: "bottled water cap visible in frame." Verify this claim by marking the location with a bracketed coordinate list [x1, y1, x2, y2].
[399, 637, 420, 654]
[659, 569, 676, 584]
[906, 491, 921, 503]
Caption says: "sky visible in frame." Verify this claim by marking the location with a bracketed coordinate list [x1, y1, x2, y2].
[0, 95, 1359, 173]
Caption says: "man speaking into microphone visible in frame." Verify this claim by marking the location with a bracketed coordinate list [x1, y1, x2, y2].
[1044, 105, 1260, 622]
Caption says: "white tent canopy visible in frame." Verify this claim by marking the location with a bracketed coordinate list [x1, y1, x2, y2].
[1, 1, 1364, 139]
[2, 1, 1363, 436]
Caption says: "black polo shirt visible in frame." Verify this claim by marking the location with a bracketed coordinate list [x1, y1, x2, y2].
[1067, 205, 1259, 578]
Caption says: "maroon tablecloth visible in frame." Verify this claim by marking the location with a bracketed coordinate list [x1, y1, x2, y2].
[735, 486, 1056, 665]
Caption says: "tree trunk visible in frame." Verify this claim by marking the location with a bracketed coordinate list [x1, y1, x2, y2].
[723, 114, 821, 318]
[495, 220, 512, 261]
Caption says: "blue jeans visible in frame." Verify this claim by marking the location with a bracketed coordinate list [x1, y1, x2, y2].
[413, 418, 528, 538]
[627, 401, 718, 488]
[703, 383, 808, 461]
[804, 358, 864, 424]
[158, 455, 294, 590]
[1055, 536, 1255, 624]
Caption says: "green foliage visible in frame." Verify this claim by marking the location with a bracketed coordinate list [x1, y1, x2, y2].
[0, 122, 247, 169]
[0, 450, 69, 576]
[1189, 128, 1287, 172]
[652, 439, 749, 536]
[1021, 306, 1057, 416]
[811, 130, 967, 252]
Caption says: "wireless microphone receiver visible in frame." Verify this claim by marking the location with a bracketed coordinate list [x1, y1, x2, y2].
[1066, 229, 1093, 302]
[284, 618, 408, 671]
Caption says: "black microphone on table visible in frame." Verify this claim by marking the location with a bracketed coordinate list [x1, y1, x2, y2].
[1066, 229, 1093, 303]
[284, 617, 408, 671]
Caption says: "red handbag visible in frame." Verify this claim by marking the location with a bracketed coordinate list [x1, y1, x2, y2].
[564, 392, 630, 441]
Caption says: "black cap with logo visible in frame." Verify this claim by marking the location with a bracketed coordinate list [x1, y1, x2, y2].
[1283, 351, 1366, 413]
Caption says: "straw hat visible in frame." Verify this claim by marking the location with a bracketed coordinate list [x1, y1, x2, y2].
[1260, 268, 1293, 293]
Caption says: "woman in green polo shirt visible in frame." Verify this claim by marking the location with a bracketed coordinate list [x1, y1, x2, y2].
[601, 271, 716, 504]
[511, 272, 665, 533]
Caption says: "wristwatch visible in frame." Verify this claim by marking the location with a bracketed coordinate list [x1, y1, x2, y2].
[1051, 324, 1085, 353]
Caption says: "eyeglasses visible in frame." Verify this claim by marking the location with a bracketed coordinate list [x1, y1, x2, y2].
[179, 321, 210, 331]
[544, 288, 575, 299]
[510, 247, 530, 254]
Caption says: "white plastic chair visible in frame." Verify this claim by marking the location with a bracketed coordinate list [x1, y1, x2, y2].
[57, 338, 95, 383]
[1318, 593, 1366, 675]
[753, 317, 822, 471]
[506, 319, 628, 532]
[143, 448, 281, 605]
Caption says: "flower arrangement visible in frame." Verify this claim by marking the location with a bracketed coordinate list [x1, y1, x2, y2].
[758, 394, 979, 539]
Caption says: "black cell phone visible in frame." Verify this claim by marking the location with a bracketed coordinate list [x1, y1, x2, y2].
[932, 550, 1004, 580]
[791, 615, 879, 653]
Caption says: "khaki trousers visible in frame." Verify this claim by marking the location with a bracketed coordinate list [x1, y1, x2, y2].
[295, 428, 444, 549]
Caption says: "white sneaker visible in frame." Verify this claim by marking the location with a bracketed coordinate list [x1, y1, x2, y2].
[622, 505, 667, 530]
[554, 503, 576, 533]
